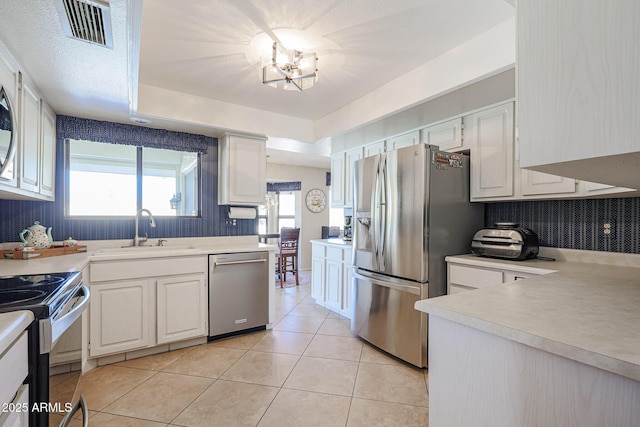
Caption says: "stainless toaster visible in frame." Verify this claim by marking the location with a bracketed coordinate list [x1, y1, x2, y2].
[471, 223, 539, 260]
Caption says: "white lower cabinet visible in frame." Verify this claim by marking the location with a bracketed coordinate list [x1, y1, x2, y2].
[90, 279, 151, 357]
[310, 241, 354, 319]
[156, 274, 207, 345]
[89, 256, 208, 358]
[447, 261, 539, 294]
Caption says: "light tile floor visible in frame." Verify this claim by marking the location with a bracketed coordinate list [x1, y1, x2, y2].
[53, 280, 429, 426]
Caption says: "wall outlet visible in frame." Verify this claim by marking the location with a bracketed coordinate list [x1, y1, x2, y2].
[603, 221, 612, 235]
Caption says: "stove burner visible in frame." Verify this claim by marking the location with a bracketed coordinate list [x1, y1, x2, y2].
[0, 289, 47, 305]
[18, 275, 66, 287]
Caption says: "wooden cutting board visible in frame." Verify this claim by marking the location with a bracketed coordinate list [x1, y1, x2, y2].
[1, 245, 87, 260]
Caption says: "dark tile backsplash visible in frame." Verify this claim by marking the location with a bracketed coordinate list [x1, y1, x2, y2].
[0, 135, 257, 244]
[485, 198, 640, 254]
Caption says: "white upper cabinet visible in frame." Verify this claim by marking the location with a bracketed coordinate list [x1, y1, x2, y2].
[19, 75, 40, 193]
[364, 140, 385, 158]
[330, 152, 346, 207]
[386, 130, 419, 151]
[468, 103, 514, 199]
[218, 133, 266, 205]
[517, 0, 640, 190]
[423, 118, 464, 152]
[39, 102, 56, 198]
[0, 43, 56, 201]
[520, 169, 576, 196]
[330, 146, 363, 208]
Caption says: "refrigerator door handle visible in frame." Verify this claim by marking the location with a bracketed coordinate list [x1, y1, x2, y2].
[371, 155, 380, 269]
[378, 155, 387, 270]
[353, 271, 421, 296]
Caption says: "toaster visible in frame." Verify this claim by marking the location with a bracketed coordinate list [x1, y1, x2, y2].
[471, 223, 539, 260]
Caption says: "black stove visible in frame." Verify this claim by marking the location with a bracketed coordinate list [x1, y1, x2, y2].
[0, 272, 81, 318]
[0, 271, 88, 427]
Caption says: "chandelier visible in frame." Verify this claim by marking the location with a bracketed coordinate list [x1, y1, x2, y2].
[261, 42, 318, 91]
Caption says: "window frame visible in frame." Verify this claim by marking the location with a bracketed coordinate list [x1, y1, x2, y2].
[64, 139, 202, 219]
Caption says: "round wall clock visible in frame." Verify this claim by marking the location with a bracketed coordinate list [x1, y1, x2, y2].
[305, 188, 327, 213]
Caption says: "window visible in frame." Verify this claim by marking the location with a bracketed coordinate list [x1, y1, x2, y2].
[277, 192, 296, 230]
[67, 139, 200, 217]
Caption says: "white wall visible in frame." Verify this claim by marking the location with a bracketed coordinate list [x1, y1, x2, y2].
[266, 163, 330, 270]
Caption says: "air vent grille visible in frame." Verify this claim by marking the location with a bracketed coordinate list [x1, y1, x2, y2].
[56, 0, 113, 48]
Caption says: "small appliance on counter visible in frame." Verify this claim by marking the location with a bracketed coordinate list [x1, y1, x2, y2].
[321, 226, 340, 239]
[471, 222, 539, 260]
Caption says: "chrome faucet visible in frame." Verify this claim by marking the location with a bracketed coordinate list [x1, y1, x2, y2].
[134, 208, 156, 246]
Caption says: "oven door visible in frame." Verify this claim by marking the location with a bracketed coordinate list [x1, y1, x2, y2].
[40, 285, 90, 354]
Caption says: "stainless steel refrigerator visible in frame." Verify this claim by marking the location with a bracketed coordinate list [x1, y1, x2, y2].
[351, 144, 483, 367]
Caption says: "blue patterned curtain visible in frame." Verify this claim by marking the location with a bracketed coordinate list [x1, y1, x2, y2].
[267, 181, 301, 193]
[56, 115, 210, 153]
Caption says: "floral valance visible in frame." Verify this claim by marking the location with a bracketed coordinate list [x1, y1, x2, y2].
[56, 115, 211, 153]
[267, 181, 301, 193]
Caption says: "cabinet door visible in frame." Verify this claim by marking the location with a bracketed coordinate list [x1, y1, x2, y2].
[325, 259, 342, 312]
[341, 262, 354, 319]
[386, 131, 419, 151]
[344, 147, 363, 207]
[19, 78, 40, 193]
[521, 169, 576, 196]
[89, 280, 150, 357]
[364, 140, 385, 158]
[330, 153, 345, 207]
[0, 50, 19, 185]
[311, 256, 325, 303]
[469, 103, 514, 199]
[423, 118, 463, 152]
[157, 274, 207, 344]
[39, 102, 56, 199]
[219, 134, 266, 205]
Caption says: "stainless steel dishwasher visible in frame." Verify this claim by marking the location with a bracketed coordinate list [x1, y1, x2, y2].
[208, 252, 269, 338]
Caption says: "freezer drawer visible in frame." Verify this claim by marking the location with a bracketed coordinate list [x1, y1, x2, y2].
[351, 270, 427, 367]
[209, 252, 269, 337]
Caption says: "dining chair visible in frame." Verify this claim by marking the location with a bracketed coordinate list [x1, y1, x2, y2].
[277, 227, 300, 287]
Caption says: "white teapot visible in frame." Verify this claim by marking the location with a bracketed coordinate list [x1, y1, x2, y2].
[19, 221, 53, 249]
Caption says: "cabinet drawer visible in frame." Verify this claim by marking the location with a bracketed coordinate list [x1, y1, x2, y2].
[312, 244, 325, 258]
[449, 265, 503, 289]
[91, 256, 207, 282]
[326, 246, 343, 261]
[0, 331, 28, 407]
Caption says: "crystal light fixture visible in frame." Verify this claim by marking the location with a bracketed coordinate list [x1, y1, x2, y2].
[261, 42, 318, 91]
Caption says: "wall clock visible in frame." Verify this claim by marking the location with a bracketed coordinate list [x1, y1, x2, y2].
[305, 188, 327, 213]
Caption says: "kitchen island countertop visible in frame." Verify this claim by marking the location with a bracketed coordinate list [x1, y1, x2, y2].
[416, 248, 640, 382]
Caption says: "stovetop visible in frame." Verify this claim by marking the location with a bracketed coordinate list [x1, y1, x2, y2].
[0, 271, 82, 318]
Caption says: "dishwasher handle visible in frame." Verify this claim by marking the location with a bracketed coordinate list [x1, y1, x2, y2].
[214, 258, 267, 267]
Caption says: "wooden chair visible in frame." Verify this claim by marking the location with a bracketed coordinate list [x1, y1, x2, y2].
[277, 227, 300, 287]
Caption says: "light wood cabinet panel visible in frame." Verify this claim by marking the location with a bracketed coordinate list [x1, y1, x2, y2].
[330, 153, 345, 207]
[468, 102, 514, 199]
[39, 102, 55, 199]
[423, 118, 463, 152]
[19, 78, 40, 193]
[157, 274, 207, 344]
[517, 0, 640, 189]
[364, 140, 385, 158]
[520, 169, 576, 196]
[344, 147, 362, 207]
[218, 133, 266, 205]
[90, 279, 150, 357]
[386, 130, 419, 151]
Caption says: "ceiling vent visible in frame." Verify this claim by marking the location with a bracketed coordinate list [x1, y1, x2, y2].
[55, 0, 113, 48]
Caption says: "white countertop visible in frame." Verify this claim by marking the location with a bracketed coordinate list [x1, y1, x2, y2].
[0, 236, 276, 276]
[0, 311, 33, 355]
[416, 249, 640, 382]
[310, 238, 353, 247]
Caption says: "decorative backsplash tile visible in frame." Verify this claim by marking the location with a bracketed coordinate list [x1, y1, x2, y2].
[485, 198, 640, 254]
[0, 134, 257, 244]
